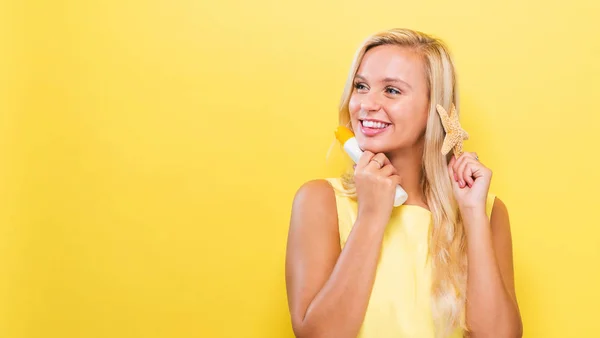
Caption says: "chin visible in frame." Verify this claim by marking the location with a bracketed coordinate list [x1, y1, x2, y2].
[357, 138, 393, 154]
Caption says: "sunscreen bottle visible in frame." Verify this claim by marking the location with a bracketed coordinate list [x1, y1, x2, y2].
[334, 126, 408, 207]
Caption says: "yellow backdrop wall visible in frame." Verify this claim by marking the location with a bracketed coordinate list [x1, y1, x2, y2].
[2, 0, 599, 337]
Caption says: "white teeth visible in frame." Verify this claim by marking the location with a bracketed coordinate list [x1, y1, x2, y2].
[363, 120, 389, 129]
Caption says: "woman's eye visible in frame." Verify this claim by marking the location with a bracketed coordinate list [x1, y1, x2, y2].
[354, 82, 368, 91]
[386, 87, 401, 95]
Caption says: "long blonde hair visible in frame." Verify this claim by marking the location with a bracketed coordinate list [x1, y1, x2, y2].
[338, 28, 467, 337]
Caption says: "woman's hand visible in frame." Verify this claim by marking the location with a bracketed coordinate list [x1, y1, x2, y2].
[448, 152, 492, 213]
[354, 151, 401, 225]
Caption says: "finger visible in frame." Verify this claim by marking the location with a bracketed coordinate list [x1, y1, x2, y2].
[448, 155, 458, 182]
[453, 153, 477, 185]
[461, 151, 479, 163]
[389, 174, 402, 186]
[379, 164, 397, 177]
[458, 158, 479, 188]
[448, 161, 460, 189]
[463, 163, 475, 187]
[471, 164, 490, 181]
[356, 151, 375, 170]
[456, 156, 472, 187]
[451, 153, 462, 173]
[366, 158, 384, 170]
[465, 162, 490, 187]
[452, 154, 468, 184]
[366, 153, 391, 171]
[372, 153, 391, 167]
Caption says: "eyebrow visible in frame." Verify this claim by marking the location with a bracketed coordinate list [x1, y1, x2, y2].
[355, 74, 412, 89]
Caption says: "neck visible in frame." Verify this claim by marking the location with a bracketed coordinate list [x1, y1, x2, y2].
[386, 141, 427, 208]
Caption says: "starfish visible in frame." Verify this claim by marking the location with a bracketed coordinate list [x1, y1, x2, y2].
[436, 103, 469, 157]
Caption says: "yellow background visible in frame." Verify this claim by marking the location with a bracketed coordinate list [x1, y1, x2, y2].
[2, 0, 599, 337]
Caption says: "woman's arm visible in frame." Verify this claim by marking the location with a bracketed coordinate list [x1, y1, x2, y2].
[464, 197, 523, 337]
[285, 180, 387, 338]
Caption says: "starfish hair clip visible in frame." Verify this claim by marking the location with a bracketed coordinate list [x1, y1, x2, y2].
[436, 103, 469, 157]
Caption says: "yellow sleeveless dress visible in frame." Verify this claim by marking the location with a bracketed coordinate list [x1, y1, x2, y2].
[325, 177, 496, 338]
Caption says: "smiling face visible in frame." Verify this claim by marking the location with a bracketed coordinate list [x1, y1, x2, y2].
[349, 44, 430, 154]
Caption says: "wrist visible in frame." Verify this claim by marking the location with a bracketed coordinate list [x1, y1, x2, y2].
[356, 212, 389, 229]
[460, 208, 490, 236]
[459, 205, 486, 218]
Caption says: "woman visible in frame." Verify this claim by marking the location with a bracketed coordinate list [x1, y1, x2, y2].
[285, 28, 522, 338]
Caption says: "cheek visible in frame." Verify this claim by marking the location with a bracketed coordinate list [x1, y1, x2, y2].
[348, 95, 360, 115]
[409, 104, 429, 138]
[387, 100, 428, 134]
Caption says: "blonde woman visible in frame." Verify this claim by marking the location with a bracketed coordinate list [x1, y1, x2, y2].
[285, 28, 522, 338]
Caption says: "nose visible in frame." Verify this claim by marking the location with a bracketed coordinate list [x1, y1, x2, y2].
[360, 92, 381, 112]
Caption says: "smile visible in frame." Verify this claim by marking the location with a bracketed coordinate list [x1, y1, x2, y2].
[360, 119, 391, 136]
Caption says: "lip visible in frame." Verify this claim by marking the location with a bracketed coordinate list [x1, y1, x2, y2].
[359, 120, 391, 137]
[360, 118, 391, 124]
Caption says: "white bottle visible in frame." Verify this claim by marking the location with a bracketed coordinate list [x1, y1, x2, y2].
[335, 126, 408, 207]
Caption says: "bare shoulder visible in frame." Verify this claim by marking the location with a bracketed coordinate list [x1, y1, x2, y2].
[290, 179, 339, 236]
[293, 179, 337, 209]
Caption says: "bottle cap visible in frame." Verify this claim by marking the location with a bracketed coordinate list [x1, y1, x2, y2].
[334, 126, 354, 144]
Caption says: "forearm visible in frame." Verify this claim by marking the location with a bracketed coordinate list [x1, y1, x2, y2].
[463, 209, 521, 337]
[297, 217, 386, 338]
